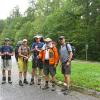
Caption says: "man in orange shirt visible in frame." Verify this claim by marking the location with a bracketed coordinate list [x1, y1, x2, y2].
[41, 38, 59, 91]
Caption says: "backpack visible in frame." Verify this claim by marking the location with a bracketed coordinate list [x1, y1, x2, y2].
[66, 44, 75, 60]
[15, 45, 20, 61]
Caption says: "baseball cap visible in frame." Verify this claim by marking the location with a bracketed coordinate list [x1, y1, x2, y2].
[4, 38, 10, 41]
[59, 36, 65, 39]
[34, 35, 42, 38]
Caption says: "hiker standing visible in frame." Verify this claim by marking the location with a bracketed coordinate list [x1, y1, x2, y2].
[0, 38, 13, 84]
[41, 38, 59, 90]
[30, 35, 44, 85]
[18, 39, 30, 86]
[59, 36, 73, 91]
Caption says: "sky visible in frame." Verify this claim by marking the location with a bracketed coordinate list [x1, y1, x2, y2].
[0, 0, 29, 19]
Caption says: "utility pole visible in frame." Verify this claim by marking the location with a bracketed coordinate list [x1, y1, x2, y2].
[85, 44, 88, 61]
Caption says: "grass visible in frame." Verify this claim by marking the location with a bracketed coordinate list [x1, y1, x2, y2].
[28, 60, 100, 91]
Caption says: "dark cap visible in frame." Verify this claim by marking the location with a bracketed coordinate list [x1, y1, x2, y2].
[59, 36, 65, 39]
[4, 38, 10, 41]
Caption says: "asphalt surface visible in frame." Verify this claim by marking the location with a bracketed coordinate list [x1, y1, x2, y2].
[0, 56, 99, 100]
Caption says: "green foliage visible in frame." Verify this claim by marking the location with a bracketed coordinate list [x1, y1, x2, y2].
[0, 0, 100, 61]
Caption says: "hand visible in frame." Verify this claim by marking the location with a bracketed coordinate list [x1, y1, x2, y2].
[37, 55, 39, 59]
[23, 56, 28, 59]
[4, 52, 7, 55]
[25, 56, 29, 60]
[54, 64, 57, 68]
[59, 62, 62, 68]
[35, 46, 38, 50]
[6, 52, 9, 55]
[66, 61, 70, 66]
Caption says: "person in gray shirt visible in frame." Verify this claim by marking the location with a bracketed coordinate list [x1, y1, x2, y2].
[59, 36, 73, 91]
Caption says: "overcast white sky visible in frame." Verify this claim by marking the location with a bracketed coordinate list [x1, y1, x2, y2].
[0, 0, 29, 19]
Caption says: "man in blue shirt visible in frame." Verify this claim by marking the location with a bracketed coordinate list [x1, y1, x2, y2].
[0, 38, 13, 84]
[30, 35, 44, 85]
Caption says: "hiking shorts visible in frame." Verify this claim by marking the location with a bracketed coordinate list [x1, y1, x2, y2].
[18, 57, 28, 73]
[43, 60, 56, 76]
[1, 59, 12, 70]
[62, 61, 71, 75]
[32, 58, 43, 69]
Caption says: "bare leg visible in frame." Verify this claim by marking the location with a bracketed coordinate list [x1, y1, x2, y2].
[2, 69, 6, 77]
[8, 70, 11, 77]
[8, 70, 12, 83]
[19, 72, 23, 86]
[65, 74, 70, 89]
[19, 72, 22, 81]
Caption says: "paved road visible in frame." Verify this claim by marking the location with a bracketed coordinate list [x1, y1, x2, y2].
[0, 56, 99, 100]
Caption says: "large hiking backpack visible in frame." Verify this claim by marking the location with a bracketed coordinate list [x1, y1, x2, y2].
[15, 45, 20, 61]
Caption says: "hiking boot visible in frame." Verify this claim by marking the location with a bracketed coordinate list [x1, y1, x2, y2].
[51, 82, 56, 91]
[2, 77, 6, 84]
[42, 83, 49, 90]
[37, 78, 41, 85]
[30, 78, 34, 85]
[63, 89, 70, 95]
[19, 80, 23, 86]
[61, 87, 68, 92]
[8, 77, 12, 84]
[23, 79, 28, 84]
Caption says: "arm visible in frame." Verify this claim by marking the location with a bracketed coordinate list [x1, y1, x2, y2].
[27, 47, 31, 59]
[66, 44, 73, 65]
[68, 51, 73, 62]
[0, 52, 4, 56]
[0, 47, 5, 56]
[31, 43, 36, 52]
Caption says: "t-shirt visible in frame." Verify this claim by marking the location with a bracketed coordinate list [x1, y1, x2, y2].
[60, 43, 72, 63]
[20, 46, 30, 56]
[0, 45, 13, 60]
[31, 42, 44, 59]
[45, 49, 49, 60]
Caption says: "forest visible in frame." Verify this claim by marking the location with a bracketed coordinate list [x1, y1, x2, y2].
[0, 0, 100, 61]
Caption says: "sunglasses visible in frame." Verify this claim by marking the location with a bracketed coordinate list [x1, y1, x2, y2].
[59, 38, 64, 40]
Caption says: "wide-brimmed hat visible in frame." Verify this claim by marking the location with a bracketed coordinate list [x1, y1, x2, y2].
[23, 39, 27, 42]
[34, 35, 42, 39]
[44, 38, 52, 42]
[4, 38, 10, 41]
[17, 41, 23, 45]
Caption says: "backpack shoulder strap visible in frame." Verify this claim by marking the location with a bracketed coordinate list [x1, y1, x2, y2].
[66, 43, 69, 52]
[66, 43, 72, 54]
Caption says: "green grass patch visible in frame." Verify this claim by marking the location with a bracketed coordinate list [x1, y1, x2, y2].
[28, 60, 100, 91]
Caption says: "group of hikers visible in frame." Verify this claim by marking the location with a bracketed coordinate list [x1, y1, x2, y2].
[0, 35, 73, 92]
